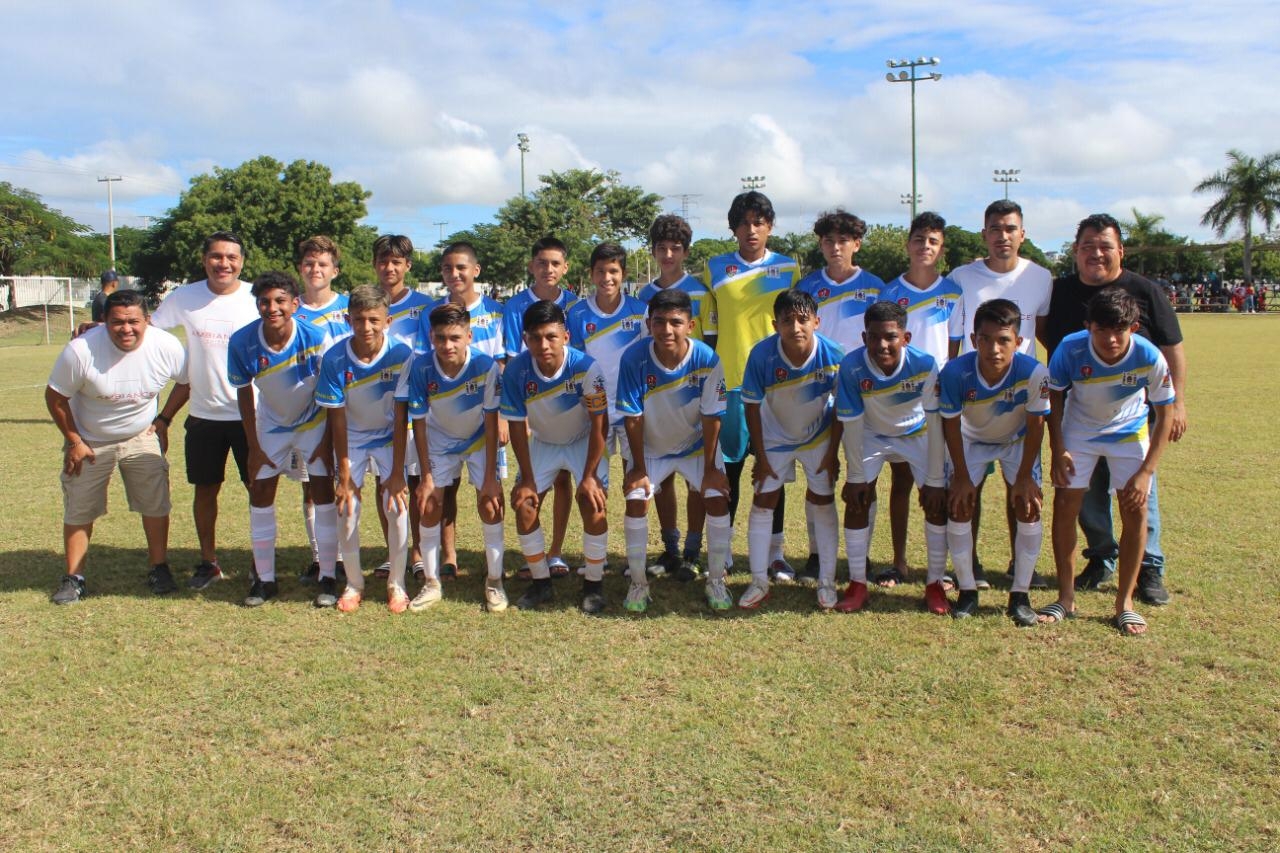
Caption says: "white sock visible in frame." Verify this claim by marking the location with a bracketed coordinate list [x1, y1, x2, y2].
[844, 526, 870, 583]
[625, 515, 649, 585]
[482, 521, 505, 581]
[583, 531, 607, 582]
[748, 506, 773, 584]
[706, 513, 732, 580]
[770, 529, 784, 564]
[925, 522, 948, 584]
[249, 505, 277, 583]
[418, 522, 441, 581]
[314, 503, 338, 580]
[805, 501, 817, 558]
[339, 498, 363, 592]
[1012, 520, 1044, 593]
[947, 520, 976, 591]
[811, 501, 838, 585]
[520, 529, 549, 579]
[304, 501, 319, 562]
[387, 503, 410, 591]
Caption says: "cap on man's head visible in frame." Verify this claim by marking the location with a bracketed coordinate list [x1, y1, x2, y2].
[100, 270, 119, 284]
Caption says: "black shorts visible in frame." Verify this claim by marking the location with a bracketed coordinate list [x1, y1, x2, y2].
[184, 416, 249, 486]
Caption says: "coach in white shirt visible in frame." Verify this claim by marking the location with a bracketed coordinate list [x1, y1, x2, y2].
[46, 290, 190, 604]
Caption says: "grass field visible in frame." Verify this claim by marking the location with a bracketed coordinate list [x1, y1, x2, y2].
[1, 310, 1277, 851]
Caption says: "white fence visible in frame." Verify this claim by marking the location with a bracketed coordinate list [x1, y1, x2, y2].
[1, 276, 95, 311]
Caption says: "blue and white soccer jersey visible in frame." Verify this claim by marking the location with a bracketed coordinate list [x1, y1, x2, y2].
[501, 287, 577, 359]
[387, 289, 434, 351]
[567, 293, 649, 464]
[938, 351, 1050, 486]
[315, 337, 413, 487]
[835, 345, 943, 487]
[399, 348, 502, 487]
[295, 293, 351, 353]
[500, 347, 608, 492]
[615, 338, 728, 499]
[227, 319, 328, 480]
[1048, 330, 1175, 490]
[741, 333, 843, 495]
[880, 275, 963, 365]
[636, 274, 718, 342]
[796, 268, 884, 355]
[417, 294, 505, 359]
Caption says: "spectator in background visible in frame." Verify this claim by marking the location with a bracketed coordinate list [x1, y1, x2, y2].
[90, 270, 119, 323]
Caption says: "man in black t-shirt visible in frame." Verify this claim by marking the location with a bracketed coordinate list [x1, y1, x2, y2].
[1040, 213, 1188, 605]
[90, 270, 118, 323]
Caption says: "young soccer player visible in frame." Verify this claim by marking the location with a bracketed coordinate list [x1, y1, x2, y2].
[226, 271, 330, 607]
[1044, 287, 1174, 635]
[938, 298, 1049, 625]
[396, 302, 507, 611]
[566, 242, 648, 487]
[617, 289, 733, 612]
[739, 290, 843, 609]
[832, 301, 948, 614]
[877, 212, 962, 589]
[314, 286, 414, 611]
[293, 236, 350, 586]
[502, 236, 579, 578]
[637, 214, 717, 579]
[500, 300, 610, 613]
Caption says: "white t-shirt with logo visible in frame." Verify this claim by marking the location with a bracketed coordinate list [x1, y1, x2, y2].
[947, 258, 1051, 357]
[151, 280, 258, 420]
[48, 325, 188, 443]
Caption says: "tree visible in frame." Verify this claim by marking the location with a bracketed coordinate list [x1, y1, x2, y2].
[133, 156, 375, 295]
[0, 182, 90, 276]
[769, 232, 820, 275]
[1195, 149, 1280, 283]
[856, 225, 909, 282]
[686, 238, 738, 277]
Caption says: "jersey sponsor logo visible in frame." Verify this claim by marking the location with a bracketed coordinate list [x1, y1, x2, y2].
[380, 369, 394, 382]
[715, 379, 727, 401]
[621, 319, 638, 331]
[766, 266, 781, 277]
[1002, 388, 1017, 403]
[934, 297, 948, 309]
[409, 308, 422, 319]
[474, 316, 490, 327]
[592, 375, 606, 394]
[1081, 366, 1093, 379]
[464, 379, 480, 395]
[860, 378, 874, 392]
[854, 290, 868, 301]
[686, 373, 701, 389]
[1160, 374, 1172, 389]
[774, 367, 789, 382]
[1039, 379, 1050, 399]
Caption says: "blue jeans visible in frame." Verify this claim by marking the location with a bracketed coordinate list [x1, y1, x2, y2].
[1079, 458, 1164, 576]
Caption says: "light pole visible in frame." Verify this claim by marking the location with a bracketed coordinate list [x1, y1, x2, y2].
[901, 192, 921, 225]
[433, 221, 449, 243]
[886, 57, 941, 221]
[993, 168, 1021, 199]
[516, 133, 530, 198]
[97, 175, 122, 269]
[741, 175, 766, 191]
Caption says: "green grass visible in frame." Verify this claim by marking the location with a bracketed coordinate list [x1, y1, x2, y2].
[1, 313, 1278, 851]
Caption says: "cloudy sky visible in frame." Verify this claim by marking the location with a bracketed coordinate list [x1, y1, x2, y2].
[4, 1, 1276, 254]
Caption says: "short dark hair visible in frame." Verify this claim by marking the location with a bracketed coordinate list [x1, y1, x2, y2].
[865, 300, 908, 330]
[727, 191, 775, 230]
[103, 289, 147, 316]
[251, 270, 300, 299]
[590, 242, 627, 271]
[522, 299, 566, 332]
[1086, 286, 1139, 328]
[983, 200, 1023, 225]
[347, 284, 388, 314]
[648, 214, 692, 250]
[909, 211, 947, 238]
[647, 288, 693, 319]
[812, 209, 866, 240]
[441, 241, 479, 264]
[203, 230, 244, 256]
[530, 236, 568, 259]
[429, 302, 471, 329]
[773, 288, 817, 321]
[973, 298, 1021, 333]
[1075, 213, 1124, 243]
[373, 234, 414, 260]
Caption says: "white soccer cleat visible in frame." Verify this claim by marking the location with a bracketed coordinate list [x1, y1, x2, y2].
[705, 576, 732, 611]
[483, 578, 508, 612]
[623, 582, 651, 613]
[409, 578, 442, 611]
[737, 580, 770, 610]
[817, 582, 838, 610]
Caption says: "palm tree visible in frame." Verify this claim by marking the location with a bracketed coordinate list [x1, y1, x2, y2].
[1120, 208, 1167, 274]
[1195, 149, 1280, 283]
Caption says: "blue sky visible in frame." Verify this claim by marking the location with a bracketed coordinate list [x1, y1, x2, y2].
[3, 1, 1277, 257]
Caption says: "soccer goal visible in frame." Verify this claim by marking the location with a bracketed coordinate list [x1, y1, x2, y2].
[0, 276, 84, 343]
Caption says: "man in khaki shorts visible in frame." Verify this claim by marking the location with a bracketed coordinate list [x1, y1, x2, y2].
[45, 290, 190, 604]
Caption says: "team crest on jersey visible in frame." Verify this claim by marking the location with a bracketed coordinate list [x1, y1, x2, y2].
[344, 369, 354, 384]
[1121, 372, 1138, 387]
[525, 380, 538, 396]
[1039, 379, 1050, 399]
[966, 389, 977, 402]
[474, 315, 490, 327]
[898, 298, 910, 308]
[1002, 388, 1017, 403]
[935, 297, 948, 309]
[621, 319, 638, 331]
[380, 369, 393, 382]
[725, 264, 739, 276]
[646, 374, 657, 388]
[1081, 366, 1093, 379]
[854, 290, 868, 301]
[860, 378, 874, 392]
[817, 287, 831, 300]
[592, 375, 606, 394]
[586, 322, 597, 335]
[428, 381, 439, 394]
[258, 355, 269, 370]
[766, 266, 781, 277]
[686, 374, 701, 389]
[775, 367, 789, 382]
[464, 380, 479, 395]
[900, 379, 922, 393]
[409, 308, 422, 319]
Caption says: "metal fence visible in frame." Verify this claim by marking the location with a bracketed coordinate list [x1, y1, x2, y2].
[1, 276, 95, 312]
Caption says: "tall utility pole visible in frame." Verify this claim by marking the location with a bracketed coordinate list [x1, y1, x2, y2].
[741, 176, 766, 191]
[516, 132, 530, 198]
[901, 193, 921, 225]
[433, 221, 449, 242]
[993, 168, 1021, 199]
[665, 193, 702, 221]
[97, 175, 123, 269]
[885, 57, 941, 221]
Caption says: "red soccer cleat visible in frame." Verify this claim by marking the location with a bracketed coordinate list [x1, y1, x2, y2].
[924, 581, 952, 615]
[834, 581, 869, 613]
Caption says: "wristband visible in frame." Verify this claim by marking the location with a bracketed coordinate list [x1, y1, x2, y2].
[154, 413, 171, 426]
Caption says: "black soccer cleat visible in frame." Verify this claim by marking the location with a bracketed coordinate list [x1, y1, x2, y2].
[515, 577, 554, 611]
[951, 589, 979, 619]
[580, 579, 606, 615]
[1006, 591, 1038, 627]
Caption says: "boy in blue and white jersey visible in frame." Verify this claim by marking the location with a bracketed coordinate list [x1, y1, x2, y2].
[227, 271, 330, 608]
[1045, 287, 1174, 636]
[938, 298, 1049, 626]
[314, 286, 414, 613]
[616, 289, 733, 612]
[394, 302, 507, 613]
[739, 290, 843, 610]
[501, 300, 610, 614]
[832, 301, 949, 616]
[567, 242, 648, 469]
[796, 209, 884, 356]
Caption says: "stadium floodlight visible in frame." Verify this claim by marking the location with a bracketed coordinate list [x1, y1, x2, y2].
[884, 56, 942, 220]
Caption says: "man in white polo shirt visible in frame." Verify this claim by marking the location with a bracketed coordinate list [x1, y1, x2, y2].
[46, 290, 189, 603]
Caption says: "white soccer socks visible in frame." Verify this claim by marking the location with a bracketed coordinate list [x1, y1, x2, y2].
[249, 505, 277, 583]
[519, 529, 550, 580]
[843, 525, 870, 584]
[314, 503, 338, 580]
[924, 522, 948, 585]
[748, 506, 773, 585]
[339, 497, 364, 592]
[625, 515, 649, 585]
[947, 519, 976, 591]
[705, 513, 732, 580]
[810, 500, 839, 586]
[1011, 520, 1044, 593]
[482, 521, 505, 581]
